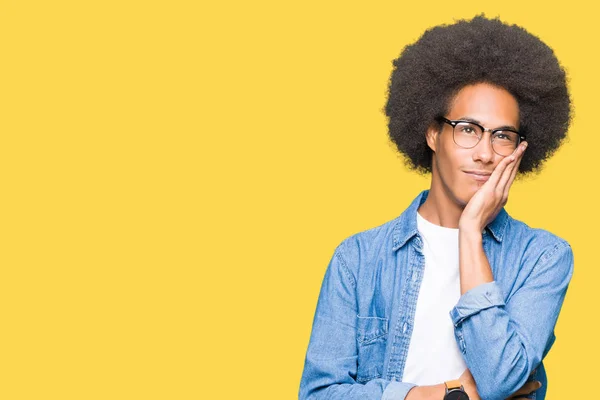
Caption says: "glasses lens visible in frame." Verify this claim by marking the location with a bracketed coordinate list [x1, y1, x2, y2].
[453, 122, 482, 148]
[492, 131, 520, 156]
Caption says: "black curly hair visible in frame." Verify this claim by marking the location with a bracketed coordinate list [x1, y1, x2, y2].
[385, 15, 571, 174]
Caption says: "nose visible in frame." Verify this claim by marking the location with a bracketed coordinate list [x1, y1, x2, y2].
[472, 131, 495, 163]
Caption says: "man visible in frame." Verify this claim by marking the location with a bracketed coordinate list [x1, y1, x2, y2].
[299, 15, 573, 400]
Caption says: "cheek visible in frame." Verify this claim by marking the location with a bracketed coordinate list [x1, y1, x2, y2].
[443, 149, 479, 194]
[435, 149, 464, 192]
[437, 144, 463, 177]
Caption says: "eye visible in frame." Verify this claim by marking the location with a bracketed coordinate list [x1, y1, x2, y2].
[458, 124, 478, 135]
[493, 131, 518, 143]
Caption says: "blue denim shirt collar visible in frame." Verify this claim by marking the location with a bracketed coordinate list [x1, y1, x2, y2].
[391, 189, 508, 251]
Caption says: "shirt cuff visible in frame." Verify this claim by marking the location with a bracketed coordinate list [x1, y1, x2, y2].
[449, 281, 505, 326]
[382, 381, 417, 400]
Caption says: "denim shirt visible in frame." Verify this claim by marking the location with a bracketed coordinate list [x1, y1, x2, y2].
[299, 190, 574, 400]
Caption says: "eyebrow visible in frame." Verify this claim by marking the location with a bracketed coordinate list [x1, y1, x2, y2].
[456, 116, 519, 132]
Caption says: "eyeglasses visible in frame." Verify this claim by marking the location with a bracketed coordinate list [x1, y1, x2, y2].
[436, 117, 526, 156]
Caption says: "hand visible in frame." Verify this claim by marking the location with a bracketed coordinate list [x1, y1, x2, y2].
[458, 141, 527, 233]
[505, 380, 542, 399]
[459, 368, 542, 400]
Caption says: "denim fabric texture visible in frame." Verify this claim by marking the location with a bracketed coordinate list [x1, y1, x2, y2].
[299, 190, 574, 400]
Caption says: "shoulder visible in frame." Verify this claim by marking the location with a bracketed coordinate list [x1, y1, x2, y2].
[505, 215, 574, 278]
[334, 215, 403, 273]
[506, 215, 571, 253]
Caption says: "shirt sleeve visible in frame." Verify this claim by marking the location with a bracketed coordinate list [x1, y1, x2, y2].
[299, 239, 417, 400]
[449, 240, 574, 400]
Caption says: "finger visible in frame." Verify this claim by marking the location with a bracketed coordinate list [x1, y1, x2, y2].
[498, 142, 527, 195]
[486, 150, 516, 188]
[496, 156, 518, 196]
[495, 157, 520, 202]
[509, 141, 527, 169]
[508, 380, 542, 398]
[501, 142, 527, 199]
[509, 382, 540, 398]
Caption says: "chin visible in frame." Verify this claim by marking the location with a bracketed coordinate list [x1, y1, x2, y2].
[440, 179, 478, 207]
[456, 188, 477, 206]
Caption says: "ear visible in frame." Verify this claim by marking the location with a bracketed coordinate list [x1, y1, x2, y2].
[425, 124, 439, 153]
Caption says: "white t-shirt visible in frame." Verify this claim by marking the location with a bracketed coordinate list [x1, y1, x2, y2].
[401, 211, 467, 385]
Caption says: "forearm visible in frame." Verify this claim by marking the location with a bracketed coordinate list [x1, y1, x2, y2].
[300, 375, 415, 400]
[458, 227, 493, 295]
[450, 240, 573, 400]
[451, 286, 532, 400]
[405, 383, 446, 400]
[301, 350, 419, 400]
[456, 228, 526, 399]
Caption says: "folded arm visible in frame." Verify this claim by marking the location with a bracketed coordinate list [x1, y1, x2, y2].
[299, 240, 417, 400]
[452, 233, 574, 400]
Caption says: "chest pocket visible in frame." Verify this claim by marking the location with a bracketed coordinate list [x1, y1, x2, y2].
[356, 315, 388, 383]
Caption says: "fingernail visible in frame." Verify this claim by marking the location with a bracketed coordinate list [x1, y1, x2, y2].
[522, 143, 528, 150]
[536, 381, 542, 389]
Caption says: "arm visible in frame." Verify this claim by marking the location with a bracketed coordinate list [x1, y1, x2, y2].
[299, 239, 417, 400]
[453, 142, 574, 400]
[452, 235, 573, 400]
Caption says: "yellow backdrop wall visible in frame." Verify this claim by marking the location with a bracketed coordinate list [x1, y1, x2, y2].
[1, 1, 595, 399]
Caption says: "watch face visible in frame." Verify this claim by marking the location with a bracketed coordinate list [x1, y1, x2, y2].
[445, 389, 469, 400]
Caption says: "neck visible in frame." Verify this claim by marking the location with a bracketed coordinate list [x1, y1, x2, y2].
[418, 168, 464, 229]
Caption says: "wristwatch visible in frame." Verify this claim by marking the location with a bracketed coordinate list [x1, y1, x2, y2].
[443, 380, 469, 400]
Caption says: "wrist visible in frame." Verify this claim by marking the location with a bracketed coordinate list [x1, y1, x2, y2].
[458, 213, 487, 233]
[458, 226, 483, 242]
[444, 380, 471, 400]
[430, 383, 445, 400]
[406, 383, 445, 400]
[457, 376, 477, 400]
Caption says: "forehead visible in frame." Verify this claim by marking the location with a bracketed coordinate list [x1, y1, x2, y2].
[447, 83, 520, 128]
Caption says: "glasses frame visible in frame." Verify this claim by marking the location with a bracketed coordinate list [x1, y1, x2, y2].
[437, 117, 526, 156]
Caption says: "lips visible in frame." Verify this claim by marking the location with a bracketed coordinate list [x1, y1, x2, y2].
[464, 170, 491, 182]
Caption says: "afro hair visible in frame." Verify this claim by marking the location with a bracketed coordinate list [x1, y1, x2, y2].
[385, 15, 571, 174]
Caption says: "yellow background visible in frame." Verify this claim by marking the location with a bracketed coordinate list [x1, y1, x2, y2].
[1, 1, 595, 399]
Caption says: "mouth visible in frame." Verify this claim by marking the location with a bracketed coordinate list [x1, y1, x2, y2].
[464, 170, 491, 182]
